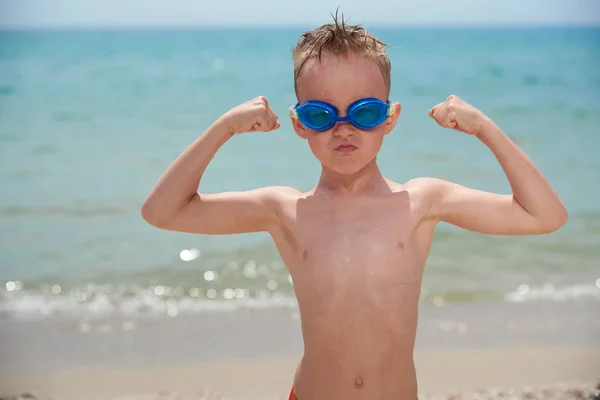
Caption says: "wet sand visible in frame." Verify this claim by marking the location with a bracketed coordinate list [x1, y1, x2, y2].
[1, 300, 599, 399]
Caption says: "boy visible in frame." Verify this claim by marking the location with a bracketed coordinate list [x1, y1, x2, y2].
[141, 14, 568, 400]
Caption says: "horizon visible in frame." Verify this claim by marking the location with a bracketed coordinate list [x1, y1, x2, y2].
[2, 0, 599, 29]
[1, 23, 599, 31]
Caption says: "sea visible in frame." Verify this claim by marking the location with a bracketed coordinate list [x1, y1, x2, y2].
[1, 27, 599, 322]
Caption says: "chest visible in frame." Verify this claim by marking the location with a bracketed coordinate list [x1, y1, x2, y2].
[290, 199, 418, 267]
[282, 202, 424, 299]
[306, 213, 398, 252]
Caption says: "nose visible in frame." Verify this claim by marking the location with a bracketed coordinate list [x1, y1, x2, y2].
[331, 121, 355, 138]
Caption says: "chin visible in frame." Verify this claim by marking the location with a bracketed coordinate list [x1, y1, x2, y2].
[323, 156, 373, 175]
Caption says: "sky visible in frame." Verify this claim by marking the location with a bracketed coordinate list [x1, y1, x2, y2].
[1, 0, 599, 28]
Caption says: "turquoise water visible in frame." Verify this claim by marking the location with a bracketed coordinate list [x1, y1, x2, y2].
[1, 28, 599, 318]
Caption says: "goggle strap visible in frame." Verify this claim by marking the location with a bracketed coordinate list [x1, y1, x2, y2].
[289, 106, 298, 119]
[387, 104, 395, 116]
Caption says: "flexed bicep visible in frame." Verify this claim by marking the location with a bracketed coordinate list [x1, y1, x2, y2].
[143, 186, 292, 235]
[421, 178, 548, 236]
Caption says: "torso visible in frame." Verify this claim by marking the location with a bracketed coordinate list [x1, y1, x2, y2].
[269, 179, 437, 400]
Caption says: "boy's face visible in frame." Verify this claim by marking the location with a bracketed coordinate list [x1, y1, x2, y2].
[292, 52, 401, 175]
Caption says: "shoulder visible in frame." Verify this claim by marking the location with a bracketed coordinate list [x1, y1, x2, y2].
[403, 177, 459, 198]
[257, 186, 307, 231]
[397, 177, 459, 219]
[404, 176, 449, 189]
[384, 177, 448, 200]
[255, 185, 304, 209]
[389, 177, 452, 198]
[259, 185, 304, 199]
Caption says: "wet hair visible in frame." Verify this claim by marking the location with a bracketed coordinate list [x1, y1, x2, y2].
[292, 9, 391, 95]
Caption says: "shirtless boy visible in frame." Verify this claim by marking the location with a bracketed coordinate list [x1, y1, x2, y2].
[141, 14, 568, 400]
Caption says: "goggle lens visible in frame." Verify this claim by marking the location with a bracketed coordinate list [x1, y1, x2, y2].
[353, 103, 385, 127]
[305, 107, 333, 129]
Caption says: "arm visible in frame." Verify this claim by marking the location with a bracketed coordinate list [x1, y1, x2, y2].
[423, 96, 568, 235]
[141, 97, 282, 235]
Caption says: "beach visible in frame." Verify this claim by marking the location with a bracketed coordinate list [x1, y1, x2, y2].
[2, 300, 599, 399]
[2, 350, 599, 400]
[1, 27, 599, 400]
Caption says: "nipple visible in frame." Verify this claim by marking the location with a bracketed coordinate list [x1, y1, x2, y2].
[354, 376, 364, 388]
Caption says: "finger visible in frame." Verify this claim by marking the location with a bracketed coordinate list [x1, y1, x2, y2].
[430, 109, 446, 126]
[430, 108, 443, 122]
[256, 118, 279, 132]
[266, 105, 279, 127]
[256, 120, 269, 132]
[256, 96, 268, 107]
[429, 102, 443, 117]
[264, 119, 279, 131]
[438, 116, 454, 129]
[266, 117, 280, 130]
[447, 111, 458, 130]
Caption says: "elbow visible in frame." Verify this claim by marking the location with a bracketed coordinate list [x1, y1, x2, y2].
[141, 193, 196, 230]
[538, 206, 568, 234]
[141, 200, 167, 229]
[141, 203, 157, 227]
[552, 204, 569, 231]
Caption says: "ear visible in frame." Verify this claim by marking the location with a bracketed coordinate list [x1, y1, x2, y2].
[291, 114, 309, 139]
[383, 102, 401, 135]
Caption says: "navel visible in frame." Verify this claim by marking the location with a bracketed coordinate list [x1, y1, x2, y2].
[354, 376, 364, 388]
[397, 241, 405, 250]
[302, 249, 309, 260]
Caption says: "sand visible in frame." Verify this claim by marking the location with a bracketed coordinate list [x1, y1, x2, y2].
[2, 298, 598, 399]
[2, 347, 599, 400]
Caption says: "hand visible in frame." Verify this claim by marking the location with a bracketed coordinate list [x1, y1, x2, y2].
[222, 96, 280, 134]
[429, 95, 489, 136]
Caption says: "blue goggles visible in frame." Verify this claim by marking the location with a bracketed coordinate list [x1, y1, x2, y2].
[290, 98, 395, 132]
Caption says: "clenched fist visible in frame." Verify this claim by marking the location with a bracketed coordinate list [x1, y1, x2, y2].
[429, 95, 489, 137]
[223, 96, 280, 134]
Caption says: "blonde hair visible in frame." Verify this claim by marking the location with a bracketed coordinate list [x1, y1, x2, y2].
[292, 10, 391, 94]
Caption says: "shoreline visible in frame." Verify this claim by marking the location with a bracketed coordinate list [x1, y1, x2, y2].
[2, 298, 599, 371]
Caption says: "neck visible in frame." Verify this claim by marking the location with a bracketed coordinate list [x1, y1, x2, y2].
[315, 159, 387, 196]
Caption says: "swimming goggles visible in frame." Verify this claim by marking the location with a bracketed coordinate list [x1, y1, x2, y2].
[290, 97, 395, 132]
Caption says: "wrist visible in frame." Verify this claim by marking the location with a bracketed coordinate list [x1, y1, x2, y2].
[475, 116, 500, 142]
[213, 114, 238, 138]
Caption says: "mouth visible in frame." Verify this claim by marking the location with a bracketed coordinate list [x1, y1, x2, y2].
[335, 143, 358, 153]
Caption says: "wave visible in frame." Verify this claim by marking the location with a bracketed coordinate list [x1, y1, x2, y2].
[0, 205, 131, 218]
[2, 280, 597, 320]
